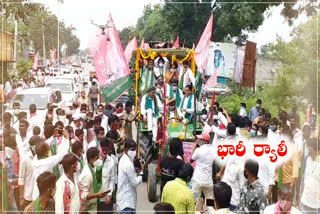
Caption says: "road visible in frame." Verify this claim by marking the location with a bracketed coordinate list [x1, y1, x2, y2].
[136, 182, 161, 213]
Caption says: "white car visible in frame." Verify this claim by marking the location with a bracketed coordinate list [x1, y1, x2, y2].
[46, 78, 77, 107]
[5, 87, 65, 118]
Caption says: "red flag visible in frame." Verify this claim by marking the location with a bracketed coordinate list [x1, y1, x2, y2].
[173, 36, 180, 48]
[90, 14, 129, 87]
[194, 13, 213, 73]
[140, 38, 145, 48]
[124, 36, 138, 62]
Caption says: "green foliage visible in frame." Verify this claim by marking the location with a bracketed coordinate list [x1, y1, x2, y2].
[16, 59, 33, 78]
[1, 2, 80, 57]
[118, 0, 319, 47]
[218, 16, 319, 118]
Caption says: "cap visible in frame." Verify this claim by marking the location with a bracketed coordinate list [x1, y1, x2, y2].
[196, 132, 210, 142]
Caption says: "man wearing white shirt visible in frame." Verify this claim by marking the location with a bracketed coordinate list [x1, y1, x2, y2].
[300, 137, 320, 213]
[141, 87, 163, 142]
[178, 61, 195, 90]
[154, 56, 169, 79]
[78, 147, 107, 213]
[167, 101, 184, 123]
[18, 136, 41, 210]
[264, 184, 301, 214]
[96, 104, 109, 133]
[180, 85, 194, 123]
[190, 132, 216, 207]
[166, 79, 184, 108]
[16, 120, 32, 157]
[71, 115, 83, 131]
[55, 154, 81, 214]
[29, 104, 44, 133]
[32, 133, 69, 201]
[98, 137, 115, 212]
[117, 139, 144, 214]
[11, 102, 20, 132]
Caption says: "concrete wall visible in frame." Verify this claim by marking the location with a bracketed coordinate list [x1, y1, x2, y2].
[255, 55, 282, 85]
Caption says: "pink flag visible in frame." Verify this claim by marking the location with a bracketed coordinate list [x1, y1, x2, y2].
[140, 38, 145, 48]
[143, 43, 150, 49]
[173, 36, 180, 48]
[33, 53, 39, 70]
[182, 39, 185, 48]
[194, 13, 213, 74]
[90, 14, 130, 87]
[124, 36, 138, 62]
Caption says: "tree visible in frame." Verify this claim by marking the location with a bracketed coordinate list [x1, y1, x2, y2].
[118, 26, 135, 49]
[130, 0, 319, 47]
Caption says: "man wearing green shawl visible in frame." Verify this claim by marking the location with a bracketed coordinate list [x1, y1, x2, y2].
[141, 87, 163, 142]
[78, 147, 107, 213]
[179, 85, 194, 123]
[140, 59, 156, 95]
[24, 172, 56, 213]
[166, 79, 184, 108]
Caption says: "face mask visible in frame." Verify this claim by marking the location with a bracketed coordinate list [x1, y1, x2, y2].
[98, 111, 103, 116]
[201, 115, 208, 120]
[169, 106, 175, 111]
[116, 109, 123, 114]
[250, 129, 256, 137]
[257, 131, 262, 136]
[93, 158, 103, 168]
[13, 109, 20, 116]
[270, 125, 277, 131]
[159, 63, 164, 68]
[172, 86, 178, 91]
[256, 104, 261, 108]
[5, 147, 15, 158]
[279, 200, 292, 211]
[128, 150, 136, 160]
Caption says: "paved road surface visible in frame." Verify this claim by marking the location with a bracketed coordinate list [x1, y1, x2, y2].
[136, 182, 161, 213]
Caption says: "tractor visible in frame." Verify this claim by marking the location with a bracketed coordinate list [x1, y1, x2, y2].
[133, 47, 204, 202]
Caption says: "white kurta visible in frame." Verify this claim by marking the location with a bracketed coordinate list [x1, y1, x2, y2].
[31, 138, 69, 200]
[78, 165, 96, 213]
[55, 173, 81, 214]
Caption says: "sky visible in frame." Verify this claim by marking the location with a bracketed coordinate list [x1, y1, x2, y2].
[32, 0, 308, 50]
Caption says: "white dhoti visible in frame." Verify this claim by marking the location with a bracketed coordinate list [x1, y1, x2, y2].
[146, 109, 158, 141]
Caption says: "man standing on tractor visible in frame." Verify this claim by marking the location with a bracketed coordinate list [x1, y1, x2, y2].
[166, 79, 184, 108]
[178, 61, 195, 90]
[154, 56, 169, 79]
[140, 59, 157, 95]
[180, 85, 194, 123]
[141, 87, 163, 142]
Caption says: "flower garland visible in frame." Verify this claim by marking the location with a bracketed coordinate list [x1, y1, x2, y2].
[172, 49, 196, 76]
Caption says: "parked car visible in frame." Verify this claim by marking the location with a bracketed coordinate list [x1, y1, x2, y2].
[5, 87, 65, 118]
[46, 78, 77, 107]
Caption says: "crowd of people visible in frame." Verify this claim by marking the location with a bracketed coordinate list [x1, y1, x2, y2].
[0, 56, 319, 214]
